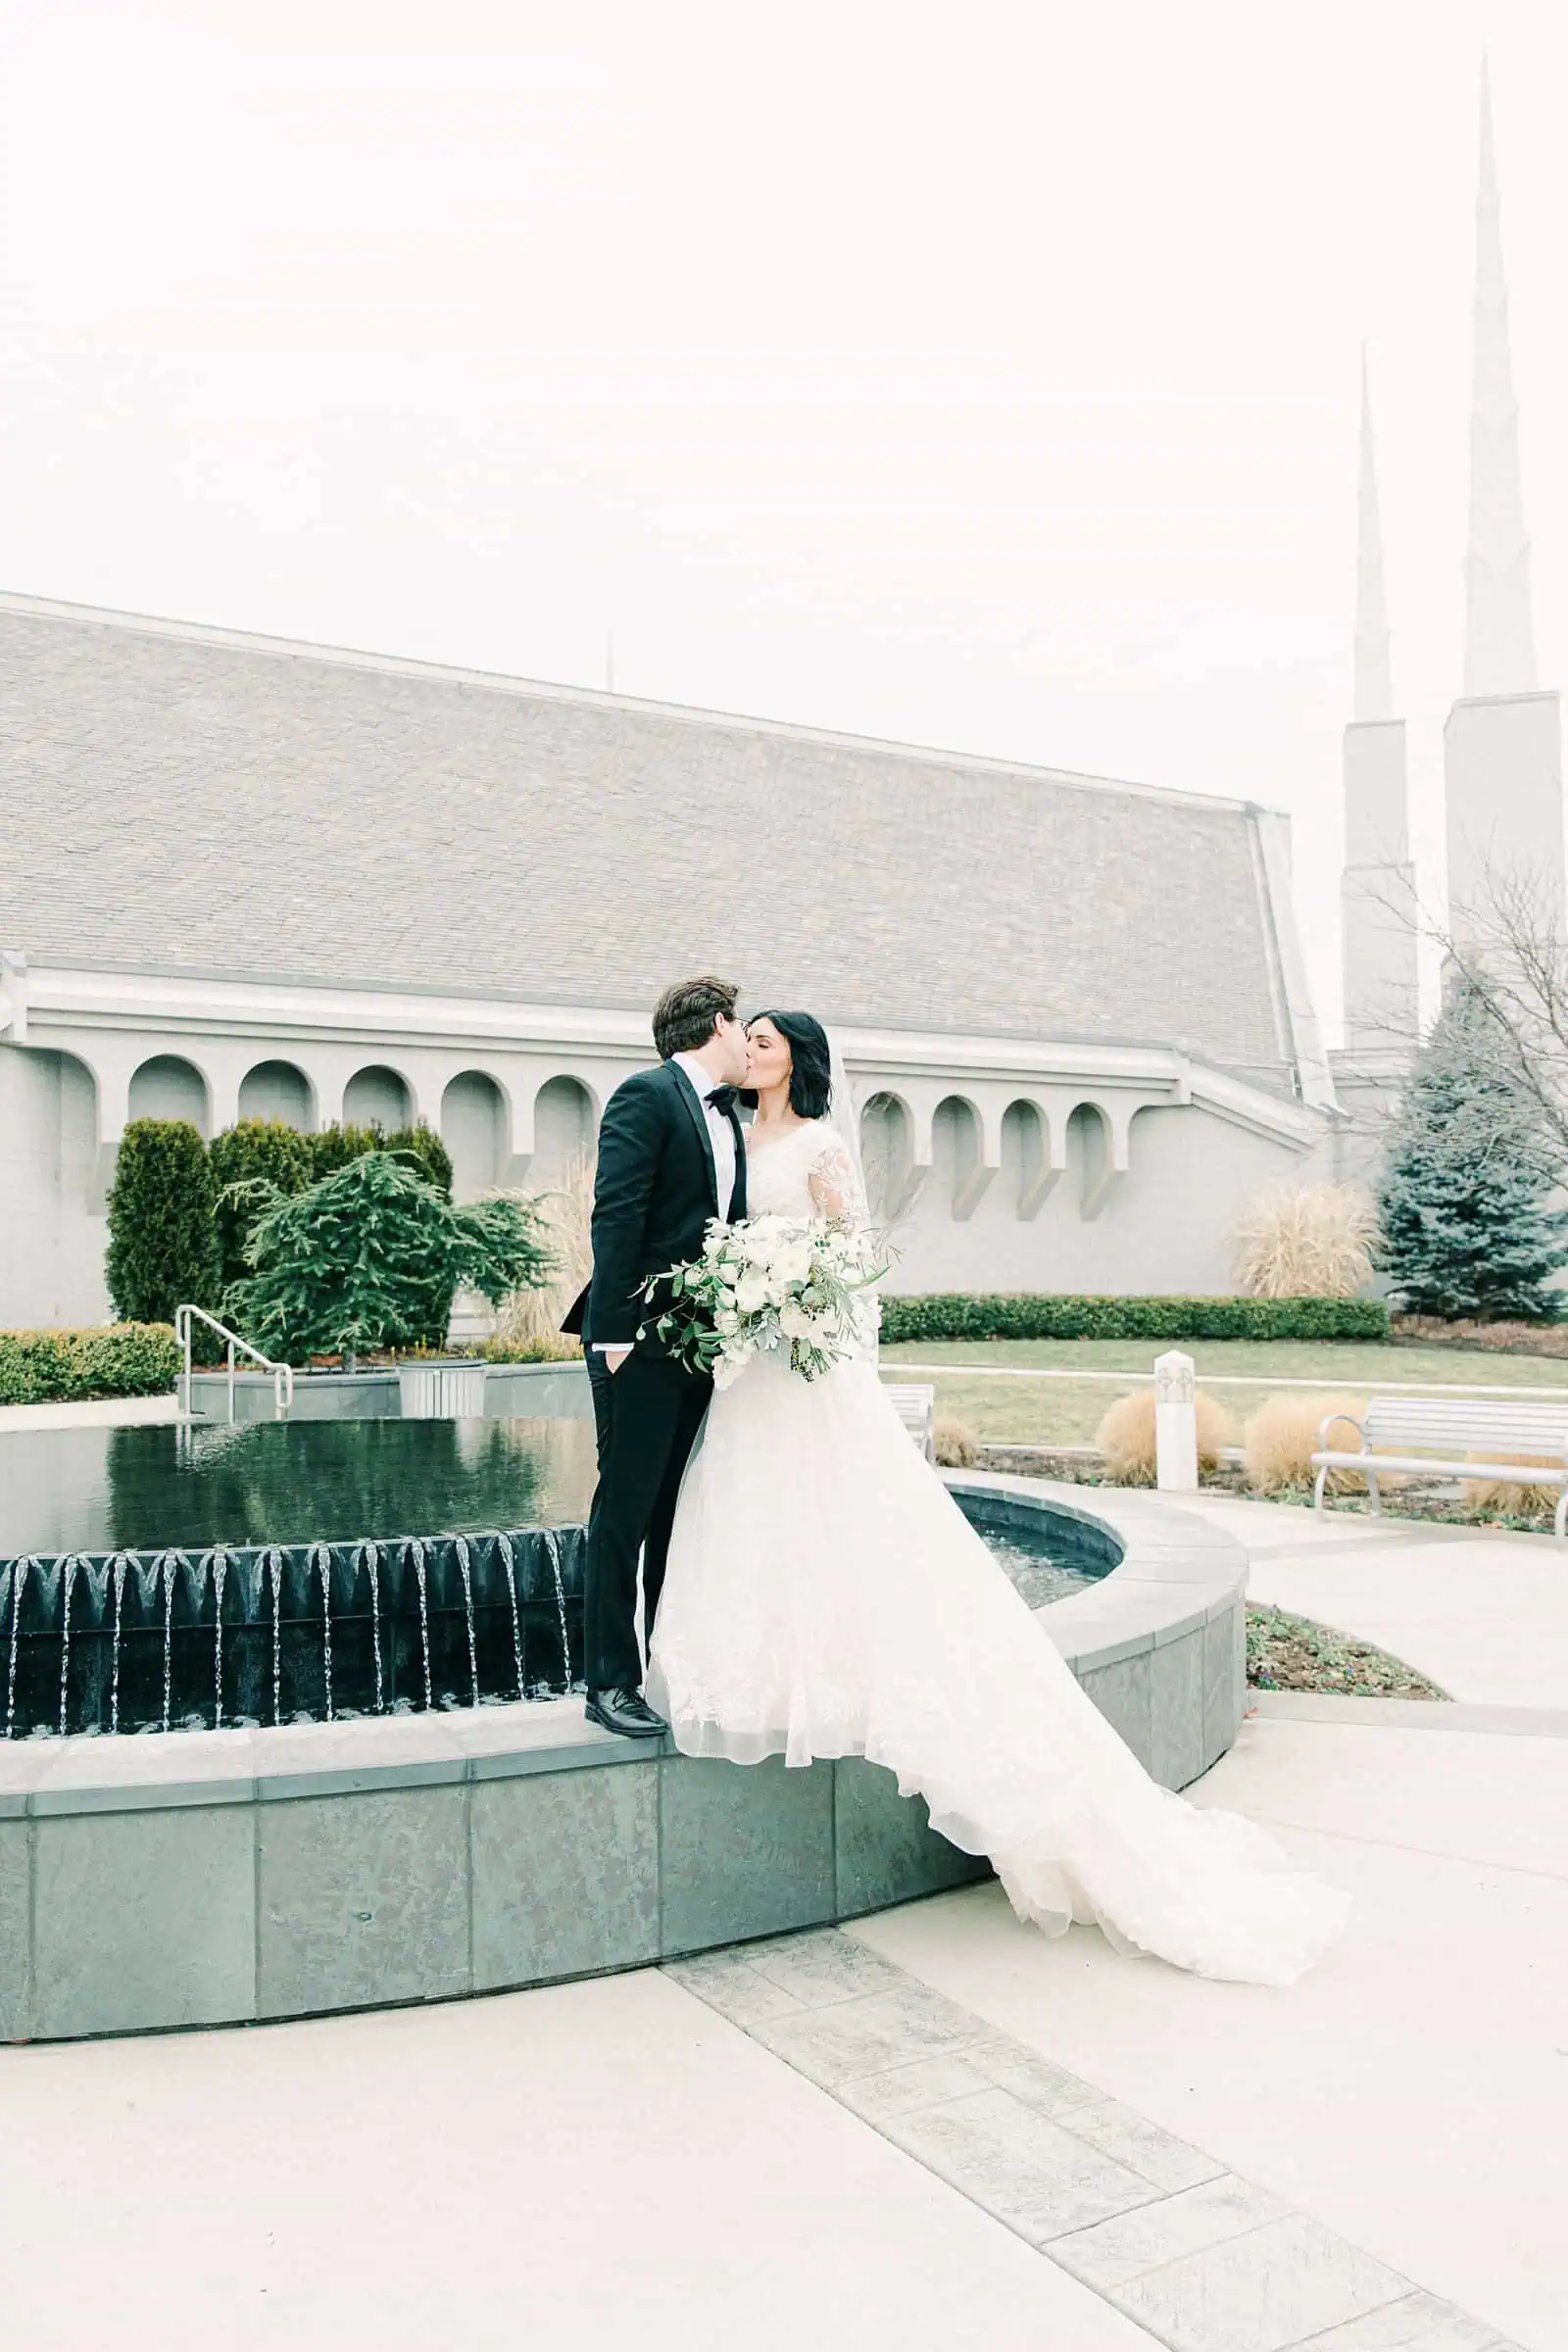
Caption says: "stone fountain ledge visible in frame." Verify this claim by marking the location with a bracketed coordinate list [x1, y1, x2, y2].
[0, 1476, 1247, 2045]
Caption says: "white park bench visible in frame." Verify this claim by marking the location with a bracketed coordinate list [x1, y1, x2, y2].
[886, 1381, 937, 1462]
[1311, 1396, 1568, 1542]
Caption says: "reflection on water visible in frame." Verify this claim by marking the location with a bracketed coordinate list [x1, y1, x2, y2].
[0, 1417, 600, 1558]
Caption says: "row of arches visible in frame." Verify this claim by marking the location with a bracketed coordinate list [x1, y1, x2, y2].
[862, 1093, 1128, 1223]
[124, 1056, 597, 1199]
[116, 1054, 1142, 1220]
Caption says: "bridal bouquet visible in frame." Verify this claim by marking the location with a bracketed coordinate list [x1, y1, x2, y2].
[640, 1214, 886, 1388]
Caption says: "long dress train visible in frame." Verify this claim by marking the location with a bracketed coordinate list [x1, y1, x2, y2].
[647, 1119, 1348, 1986]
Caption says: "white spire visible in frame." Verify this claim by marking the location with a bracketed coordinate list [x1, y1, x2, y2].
[1353, 347, 1394, 721]
[1464, 57, 1537, 698]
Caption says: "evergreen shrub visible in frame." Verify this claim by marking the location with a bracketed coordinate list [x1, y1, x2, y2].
[308, 1120, 453, 1196]
[1378, 982, 1568, 1321]
[105, 1119, 219, 1325]
[226, 1150, 551, 1362]
[208, 1118, 314, 1293]
[0, 1324, 181, 1404]
[877, 1294, 1390, 1344]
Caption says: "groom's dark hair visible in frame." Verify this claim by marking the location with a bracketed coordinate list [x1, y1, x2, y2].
[652, 974, 740, 1060]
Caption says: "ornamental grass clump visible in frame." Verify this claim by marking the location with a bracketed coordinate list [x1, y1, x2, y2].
[1094, 1387, 1236, 1485]
[1233, 1184, 1380, 1299]
[1244, 1392, 1374, 1494]
[225, 1149, 554, 1365]
[492, 1150, 595, 1357]
[1459, 1456, 1564, 1516]
[934, 1415, 980, 1468]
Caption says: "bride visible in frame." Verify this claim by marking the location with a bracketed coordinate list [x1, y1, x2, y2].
[646, 1009, 1349, 1987]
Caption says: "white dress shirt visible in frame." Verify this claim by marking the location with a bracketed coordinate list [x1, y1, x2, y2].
[669, 1051, 739, 1219]
[592, 1054, 739, 1355]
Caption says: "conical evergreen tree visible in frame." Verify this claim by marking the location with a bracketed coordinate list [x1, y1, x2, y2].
[1378, 980, 1568, 1319]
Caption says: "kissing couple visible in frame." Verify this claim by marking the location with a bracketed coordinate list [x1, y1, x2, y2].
[564, 974, 1349, 1985]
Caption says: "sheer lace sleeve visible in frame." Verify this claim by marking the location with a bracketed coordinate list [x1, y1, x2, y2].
[808, 1126, 868, 1228]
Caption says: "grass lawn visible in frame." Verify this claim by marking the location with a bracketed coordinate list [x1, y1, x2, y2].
[878, 1334, 1568, 1446]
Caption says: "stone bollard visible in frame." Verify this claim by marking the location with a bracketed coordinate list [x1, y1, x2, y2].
[1153, 1349, 1199, 1491]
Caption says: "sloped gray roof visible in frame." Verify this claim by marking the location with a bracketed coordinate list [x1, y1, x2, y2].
[0, 594, 1299, 1083]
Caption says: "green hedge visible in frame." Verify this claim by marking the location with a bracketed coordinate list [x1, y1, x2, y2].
[877, 1294, 1392, 1343]
[309, 1121, 453, 1197]
[209, 1117, 315, 1294]
[105, 1119, 219, 1326]
[0, 1323, 182, 1405]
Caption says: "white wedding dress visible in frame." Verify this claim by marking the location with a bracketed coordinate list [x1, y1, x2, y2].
[647, 1118, 1349, 1985]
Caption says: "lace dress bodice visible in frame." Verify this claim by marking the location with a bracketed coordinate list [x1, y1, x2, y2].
[742, 1119, 867, 1225]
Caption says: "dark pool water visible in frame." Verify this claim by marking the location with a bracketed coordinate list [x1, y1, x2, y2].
[0, 1423, 1108, 1739]
[0, 1416, 599, 1558]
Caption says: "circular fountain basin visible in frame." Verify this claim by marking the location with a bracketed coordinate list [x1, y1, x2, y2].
[0, 1475, 1249, 2045]
[1, 1418, 602, 1739]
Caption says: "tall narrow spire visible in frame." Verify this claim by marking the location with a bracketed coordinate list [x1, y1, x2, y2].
[1464, 58, 1537, 697]
[1353, 348, 1394, 721]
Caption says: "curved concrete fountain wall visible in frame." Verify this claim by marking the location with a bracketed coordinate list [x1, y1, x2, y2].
[0, 1478, 1248, 2043]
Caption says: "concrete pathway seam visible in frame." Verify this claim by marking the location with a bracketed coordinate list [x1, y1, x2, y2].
[1249, 1693, 1568, 1739]
[1228, 1814, 1568, 1889]
[663, 1928, 1525, 2352]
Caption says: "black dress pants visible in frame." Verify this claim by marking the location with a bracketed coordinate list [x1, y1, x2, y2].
[583, 1348, 711, 1692]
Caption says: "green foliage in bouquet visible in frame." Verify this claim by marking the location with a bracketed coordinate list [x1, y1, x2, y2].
[225, 1150, 553, 1364]
[644, 1215, 886, 1386]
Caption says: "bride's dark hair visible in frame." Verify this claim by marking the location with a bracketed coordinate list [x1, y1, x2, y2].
[743, 1009, 833, 1120]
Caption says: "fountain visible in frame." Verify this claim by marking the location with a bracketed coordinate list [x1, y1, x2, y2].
[1, 1415, 594, 1739]
[0, 1419, 1250, 2046]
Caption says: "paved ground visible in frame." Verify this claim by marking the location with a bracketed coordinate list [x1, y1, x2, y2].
[1181, 1493, 1568, 1709]
[853, 1708, 1565, 2352]
[1, 1443, 1558, 2345]
[0, 1961, 1162, 2351]
[3, 1698, 1557, 2349]
[0, 1393, 180, 1431]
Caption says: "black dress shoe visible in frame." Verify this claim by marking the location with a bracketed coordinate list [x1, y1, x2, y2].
[585, 1687, 669, 1740]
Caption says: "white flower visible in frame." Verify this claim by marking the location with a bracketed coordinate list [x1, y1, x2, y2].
[774, 1242, 811, 1288]
[735, 1272, 769, 1315]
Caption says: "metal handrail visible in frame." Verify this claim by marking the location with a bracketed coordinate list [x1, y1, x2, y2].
[174, 1304, 294, 1424]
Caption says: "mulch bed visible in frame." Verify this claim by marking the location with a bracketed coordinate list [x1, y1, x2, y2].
[1389, 1314, 1568, 1358]
[972, 1446, 1561, 1536]
[1245, 1603, 1448, 1699]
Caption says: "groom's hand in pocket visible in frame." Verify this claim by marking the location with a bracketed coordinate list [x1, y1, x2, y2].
[604, 1346, 633, 1375]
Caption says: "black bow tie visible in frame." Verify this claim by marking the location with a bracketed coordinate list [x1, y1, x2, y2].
[706, 1085, 741, 1114]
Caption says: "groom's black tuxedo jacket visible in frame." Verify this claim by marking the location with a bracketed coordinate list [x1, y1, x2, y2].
[562, 1058, 748, 1355]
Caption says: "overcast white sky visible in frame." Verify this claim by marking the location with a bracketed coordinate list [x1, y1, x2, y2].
[3, 1, 1565, 1040]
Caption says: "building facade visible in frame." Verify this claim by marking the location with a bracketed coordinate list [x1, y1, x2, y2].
[0, 593, 1336, 1327]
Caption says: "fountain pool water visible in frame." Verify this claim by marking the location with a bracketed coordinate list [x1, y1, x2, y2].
[1, 1418, 1108, 1740]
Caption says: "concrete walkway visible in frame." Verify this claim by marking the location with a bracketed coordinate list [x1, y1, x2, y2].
[0, 1960, 1163, 2351]
[3, 1701, 1557, 2348]
[0, 1393, 180, 1432]
[853, 1707, 1564, 2352]
[1178, 1493, 1568, 1709]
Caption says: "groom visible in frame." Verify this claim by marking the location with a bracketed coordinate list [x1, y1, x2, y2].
[563, 974, 752, 1738]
